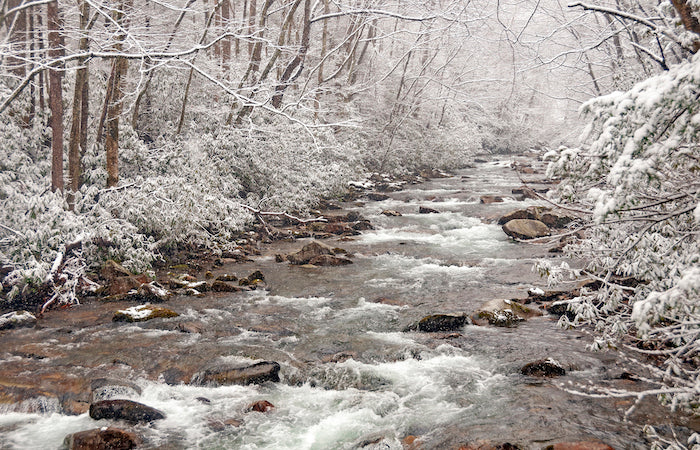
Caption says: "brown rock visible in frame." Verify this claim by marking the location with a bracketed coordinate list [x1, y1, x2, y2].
[402, 435, 421, 449]
[211, 280, 247, 292]
[540, 210, 577, 228]
[382, 210, 402, 217]
[471, 299, 542, 327]
[100, 260, 132, 280]
[419, 206, 440, 214]
[325, 223, 360, 235]
[89, 399, 166, 423]
[502, 219, 550, 240]
[112, 305, 179, 322]
[108, 274, 150, 296]
[64, 427, 140, 450]
[287, 241, 335, 265]
[215, 273, 238, 282]
[367, 193, 390, 201]
[497, 206, 544, 225]
[308, 255, 353, 266]
[246, 400, 275, 413]
[192, 361, 281, 386]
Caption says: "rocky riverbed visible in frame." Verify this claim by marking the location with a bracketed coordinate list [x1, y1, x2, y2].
[0, 155, 697, 449]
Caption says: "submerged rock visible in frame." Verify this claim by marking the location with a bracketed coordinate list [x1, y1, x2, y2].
[502, 219, 550, 240]
[64, 427, 140, 450]
[416, 314, 468, 332]
[381, 210, 402, 217]
[0, 310, 36, 331]
[89, 399, 166, 423]
[520, 358, 566, 377]
[112, 304, 179, 323]
[419, 206, 440, 214]
[367, 193, 390, 201]
[191, 361, 281, 386]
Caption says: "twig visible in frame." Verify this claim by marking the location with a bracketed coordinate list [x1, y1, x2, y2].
[238, 204, 328, 224]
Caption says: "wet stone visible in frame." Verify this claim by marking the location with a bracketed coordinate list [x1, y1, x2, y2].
[90, 378, 142, 403]
[381, 210, 402, 217]
[417, 314, 468, 332]
[246, 400, 275, 413]
[89, 399, 166, 423]
[502, 219, 550, 240]
[112, 304, 179, 323]
[543, 442, 614, 450]
[520, 358, 566, 377]
[191, 361, 281, 386]
[64, 427, 140, 450]
[419, 206, 440, 214]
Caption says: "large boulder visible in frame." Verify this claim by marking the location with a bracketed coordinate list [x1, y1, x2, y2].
[502, 219, 550, 240]
[0, 310, 36, 331]
[89, 399, 165, 423]
[64, 427, 140, 450]
[112, 304, 179, 323]
[191, 361, 281, 386]
[287, 241, 335, 265]
[540, 210, 577, 228]
[90, 378, 142, 403]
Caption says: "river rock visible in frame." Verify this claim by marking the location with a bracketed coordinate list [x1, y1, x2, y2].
[211, 280, 248, 292]
[459, 442, 521, 450]
[367, 193, 390, 201]
[497, 206, 544, 225]
[381, 210, 402, 217]
[238, 270, 265, 286]
[246, 400, 275, 413]
[480, 195, 504, 204]
[0, 310, 36, 331]
[520, 358, 566, 377]
[419, 206, 440, 214]
[540, 210, 577, 228]
[471, 299, 541, 327]
[417, 314, 468, 332]
[64, 427, 140, 450]
[126, 281, 172, 303]
[89, 399, 166, 423]
[191, 361, 281, 386]
[308, 254, 353, 266]
[100, 260, 132, 280]
[90, 378, 142, 403]
[287, 241, 336, 265]
[112, 304, 179, 322]
[325, 223, 360, 236]
[502, 219, 550, 240]
[543, 442, 614, 450]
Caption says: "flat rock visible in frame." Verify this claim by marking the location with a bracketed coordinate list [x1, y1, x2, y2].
[89, 399, 166, 423]
[211, 280, 248, 292]
[381, 210, 402, 217]
[112, 304, 179, 323]
[502, 219, 550, 240]
[191, 361, 281, 386]
[520, 358, 566, 377]
[64, 427, 140, 450]
[540, 210, 577, 228]
[0, 310, 36, 331]
[419, 206, 440, 214]
[367, 193, 390, 201]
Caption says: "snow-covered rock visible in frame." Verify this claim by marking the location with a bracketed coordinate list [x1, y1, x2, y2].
[0, 310, 37, 331]
[112, 304, 179, 323]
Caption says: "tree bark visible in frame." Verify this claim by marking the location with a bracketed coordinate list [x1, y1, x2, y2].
[47, 0, 64, 193]
[670, 0, 700, 51]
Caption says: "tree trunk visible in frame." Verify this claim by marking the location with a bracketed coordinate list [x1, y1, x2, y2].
[4, 0, 28, 77]
[67, 0, 90, 207]
[271, 0, 311, 109]
[47, 0, 64, 193]
[670, 0, 700, 51]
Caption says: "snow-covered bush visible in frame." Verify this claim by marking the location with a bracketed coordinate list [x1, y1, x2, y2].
[544, 53, 700, 412]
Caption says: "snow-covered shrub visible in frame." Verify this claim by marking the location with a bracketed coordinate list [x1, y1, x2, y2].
[544, 52, 700, 412]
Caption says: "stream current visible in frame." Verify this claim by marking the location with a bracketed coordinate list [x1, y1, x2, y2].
[0, 157, 689, 449]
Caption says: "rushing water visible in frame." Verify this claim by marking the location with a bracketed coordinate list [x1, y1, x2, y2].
[0, 157, 693, 449]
